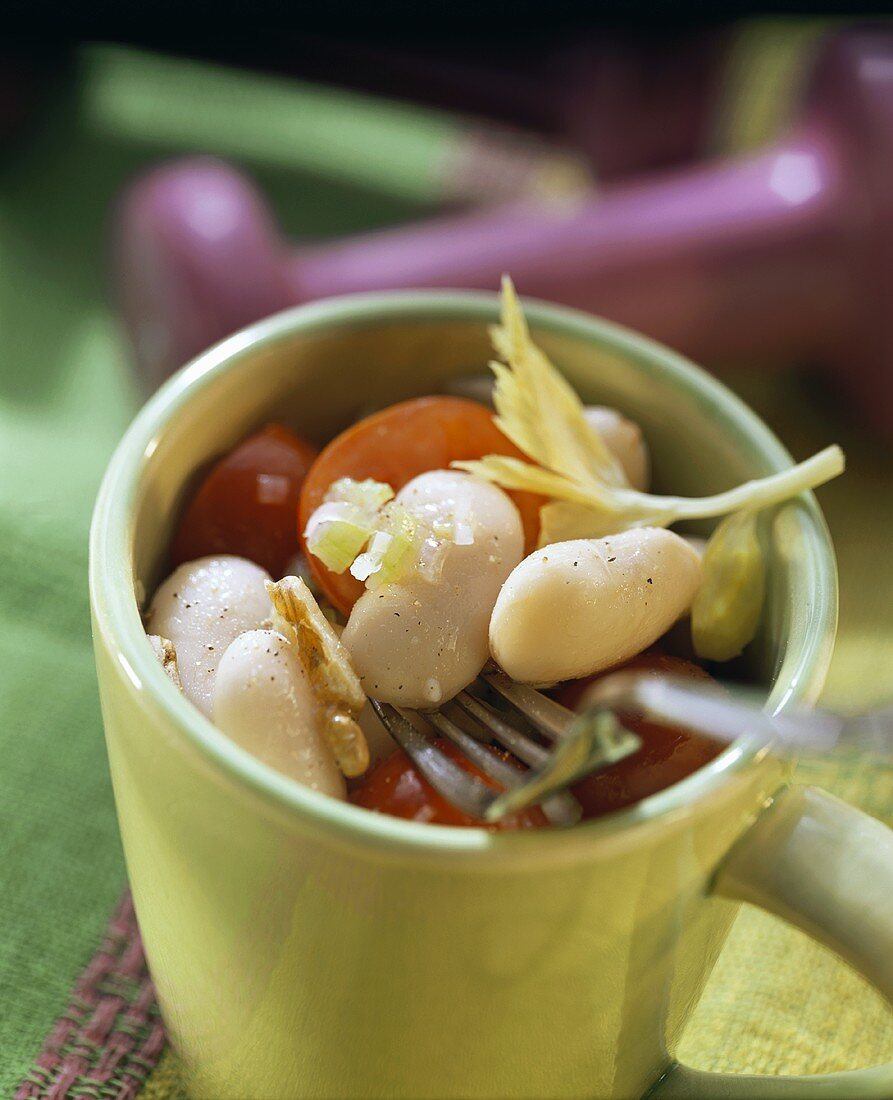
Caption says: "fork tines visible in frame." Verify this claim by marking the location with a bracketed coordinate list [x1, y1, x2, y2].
[370, 673, 640, 828]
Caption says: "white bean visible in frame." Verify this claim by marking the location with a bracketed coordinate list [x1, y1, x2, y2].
[342, 470, 524, 708]
[147, 555, 272, 717]
[489, 528, 702, 685]
[584, 406, 650, 490]
[213, 630, 345, 798]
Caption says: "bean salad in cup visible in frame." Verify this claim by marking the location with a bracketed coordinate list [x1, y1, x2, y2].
[144, 280, 844, 829]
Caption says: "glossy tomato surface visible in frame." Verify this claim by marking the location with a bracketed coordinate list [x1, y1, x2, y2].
[555, 651, 723, 819]
[298, 396, 543, 614]
[171, 422, 317, 578]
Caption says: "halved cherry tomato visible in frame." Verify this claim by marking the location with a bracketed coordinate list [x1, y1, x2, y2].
[298, 396, 544, 615]
[171, 422, 318, 578]
[553, 651, 722, 820]
[351, 737, 547, 830]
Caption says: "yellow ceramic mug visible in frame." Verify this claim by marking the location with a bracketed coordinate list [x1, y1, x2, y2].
[90, 293, 893, 1099]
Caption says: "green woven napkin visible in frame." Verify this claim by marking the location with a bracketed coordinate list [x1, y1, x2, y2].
[0, 313, 136, 1093]
[0, 126, 150, 1078]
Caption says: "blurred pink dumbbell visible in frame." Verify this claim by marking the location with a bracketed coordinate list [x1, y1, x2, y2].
[115, 28, 893, 430]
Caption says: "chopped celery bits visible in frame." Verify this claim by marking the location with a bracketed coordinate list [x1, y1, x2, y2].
[327, 477, 394, 510]
[305, 476, 469, 591]
[351, 505, 418, 587]
[304, 477, 395, 574]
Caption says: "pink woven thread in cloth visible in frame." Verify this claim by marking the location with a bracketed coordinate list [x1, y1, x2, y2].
[15, 893, 166, 1100]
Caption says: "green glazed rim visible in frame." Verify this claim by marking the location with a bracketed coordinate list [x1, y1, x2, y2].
[89, 291, 838, 859]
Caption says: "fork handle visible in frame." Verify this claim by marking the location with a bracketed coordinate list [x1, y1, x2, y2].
[585, 673, 893, 757]
[648, 786, 893, 1098]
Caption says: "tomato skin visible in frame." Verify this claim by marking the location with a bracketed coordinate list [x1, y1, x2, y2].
[569, 713, 722, 820]
[171, 423, 318, 579]
[298, 396, 544, 615]
[553, 652, 723, 820]
[351, 738, 547, 830]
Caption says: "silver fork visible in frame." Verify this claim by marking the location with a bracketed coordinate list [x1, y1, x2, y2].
[370, 670, 642, 827]
[586, 671, 893, 758]
[372, 669, 893, 827]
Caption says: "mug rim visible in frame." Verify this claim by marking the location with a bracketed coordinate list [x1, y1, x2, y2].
[89, 290, 838, 858]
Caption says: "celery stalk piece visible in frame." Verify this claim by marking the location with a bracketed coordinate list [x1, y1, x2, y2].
[303, 478, 396, 574]
[453, 277, 845, 548]
[451, 277, 845, 661]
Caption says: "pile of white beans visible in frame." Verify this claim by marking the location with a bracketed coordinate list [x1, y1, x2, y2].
[146, 406, 703, 799]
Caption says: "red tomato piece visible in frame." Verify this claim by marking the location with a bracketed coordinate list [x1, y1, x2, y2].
[171, 422, 318, 578]
[351, 738, 548, 830]
[553, 651, 723, 820]
[570, 713, 722, 820]
[298, 396, 544, 616]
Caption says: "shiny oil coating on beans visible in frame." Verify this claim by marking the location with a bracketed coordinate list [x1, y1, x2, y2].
[342, 470, 524, 708]
[489, 528, 702, 685]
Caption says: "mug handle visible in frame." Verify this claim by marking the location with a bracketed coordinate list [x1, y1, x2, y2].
[649, 785, 893, 1099]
